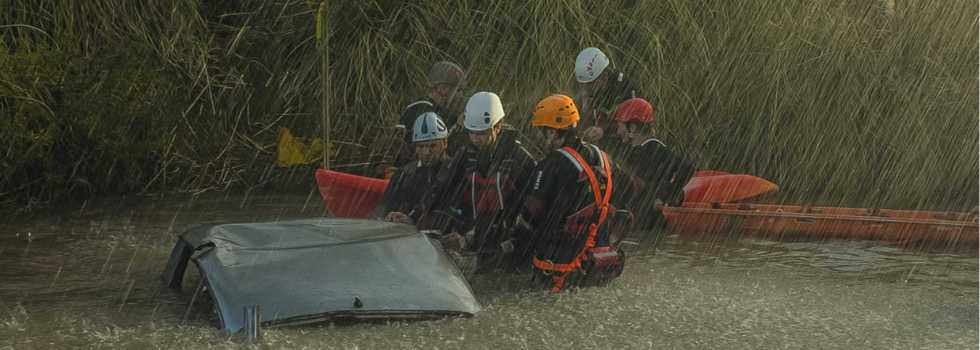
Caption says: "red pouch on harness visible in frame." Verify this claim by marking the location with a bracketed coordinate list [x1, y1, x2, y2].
[581, 246, 625, 285]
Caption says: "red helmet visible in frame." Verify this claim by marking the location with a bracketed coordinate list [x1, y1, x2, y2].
[610, 98, 653, 123]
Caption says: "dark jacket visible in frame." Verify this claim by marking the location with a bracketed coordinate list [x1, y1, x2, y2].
[373, 156, 449, 225]
[436, 124, 537, 250]
[619, 138, 694, 209]
[580, 71, 641, 132]
[522, 138, 615, 264]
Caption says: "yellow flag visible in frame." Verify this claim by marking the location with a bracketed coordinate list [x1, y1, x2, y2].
[277, 126, 326, 167]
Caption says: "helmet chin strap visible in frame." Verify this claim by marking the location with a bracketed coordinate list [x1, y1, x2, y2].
[488, 127, 499, 147]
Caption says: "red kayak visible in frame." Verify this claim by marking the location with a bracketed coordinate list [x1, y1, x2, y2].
[315, 169, 778, 218]
[315, 169, 388, 218]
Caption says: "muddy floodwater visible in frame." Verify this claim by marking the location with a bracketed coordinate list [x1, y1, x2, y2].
[1, 192, 977, 349]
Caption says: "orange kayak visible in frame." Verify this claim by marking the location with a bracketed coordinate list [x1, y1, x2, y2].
[662, 202, 979, 246]
[682, 171, 778, 203]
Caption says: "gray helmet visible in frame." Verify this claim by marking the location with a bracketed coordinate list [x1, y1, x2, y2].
[413, 112, 449, 142]
[575, 47, 610, 83]
[427, 61, 465, 87]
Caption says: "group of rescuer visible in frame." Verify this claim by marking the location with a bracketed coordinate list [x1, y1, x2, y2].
[373, 47, 693, 292]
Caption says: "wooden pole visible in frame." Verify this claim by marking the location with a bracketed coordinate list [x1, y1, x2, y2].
[319, 1, 331, 170]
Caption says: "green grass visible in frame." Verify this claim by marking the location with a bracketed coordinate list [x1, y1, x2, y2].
[1, 0, 976, 212]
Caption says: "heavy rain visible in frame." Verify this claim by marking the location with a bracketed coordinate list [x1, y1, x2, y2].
[1, 1, 978, 349]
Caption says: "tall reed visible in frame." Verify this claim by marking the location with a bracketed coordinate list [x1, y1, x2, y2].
[1, 0, 976, 212]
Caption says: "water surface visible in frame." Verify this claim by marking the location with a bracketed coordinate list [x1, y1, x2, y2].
[1, 192, 976, 349]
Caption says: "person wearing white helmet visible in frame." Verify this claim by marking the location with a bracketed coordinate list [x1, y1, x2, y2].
[374, 112, 453, 227]
[434, 91, 537, 274]
[461, 91, 506, 150]
[379, 60, 468, 178]
[573, 47, 642, 146]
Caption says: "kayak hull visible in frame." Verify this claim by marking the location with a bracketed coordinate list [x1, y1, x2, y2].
[662, 203, 979, 246]
[314, 169, 978, 247]
[682, 171, 778, 203]
[315, 169, 388, 218]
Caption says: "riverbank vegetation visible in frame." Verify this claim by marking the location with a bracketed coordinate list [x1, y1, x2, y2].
[2, 0, 977, 213]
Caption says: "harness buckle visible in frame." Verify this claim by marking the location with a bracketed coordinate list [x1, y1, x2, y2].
[541, 260, 555, 276]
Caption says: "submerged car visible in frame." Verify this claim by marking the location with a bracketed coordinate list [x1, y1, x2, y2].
[161, 218, 481, 333]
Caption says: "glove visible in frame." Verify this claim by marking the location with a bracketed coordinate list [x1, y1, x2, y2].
[580, 126, 604, 143]
[439, 232, 467, 251]
[385, 212, 413, 225]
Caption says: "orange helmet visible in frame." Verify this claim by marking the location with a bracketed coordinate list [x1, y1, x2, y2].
[610, 98, 654, 123]
[533, 94, 579, 129]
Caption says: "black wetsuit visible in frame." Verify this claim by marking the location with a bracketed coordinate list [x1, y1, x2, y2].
[618, 138, 694, 229]
[522, 138, 615, 265]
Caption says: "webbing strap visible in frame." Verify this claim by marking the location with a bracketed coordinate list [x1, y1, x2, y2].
[406, 100, 434, 109]
[640, 138, 665, 147]
[562, 147, 611, 213]
[470, 172, 477, 219]
[588, 144, 605, 168]
[556, 149, 584, 172]
[533, 256, 588, 292]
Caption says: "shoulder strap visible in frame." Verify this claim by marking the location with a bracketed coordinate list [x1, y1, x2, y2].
[558, 146, 611, 208]
[588, 144, 606, 168]
[405, 99, 434, 110]
[555, 148, 584, 172]
[641, 138, 665, 147]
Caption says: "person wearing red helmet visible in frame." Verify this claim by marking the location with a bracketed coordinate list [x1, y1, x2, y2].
[609, 98, 694, 230]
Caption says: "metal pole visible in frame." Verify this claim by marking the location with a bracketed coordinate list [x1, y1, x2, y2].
[244, 305, 262, 344]
[319, 1, 331, 170]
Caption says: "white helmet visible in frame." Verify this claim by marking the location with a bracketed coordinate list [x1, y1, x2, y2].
[412, 112, 449, 142]
[463, 91, 505, 131]
[575, 47, 610, 83]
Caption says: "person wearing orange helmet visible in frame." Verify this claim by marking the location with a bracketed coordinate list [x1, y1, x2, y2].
[521, 94, 624, 292]
[574, 47, 641, 145]
[609, 98, 694, 230]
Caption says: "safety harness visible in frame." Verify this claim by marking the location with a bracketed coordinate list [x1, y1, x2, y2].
[532, 145, 612, 292]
